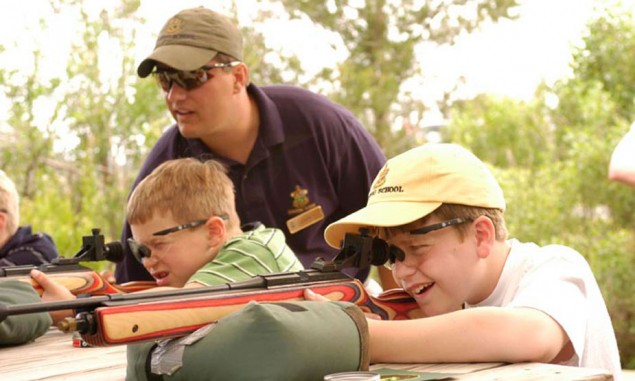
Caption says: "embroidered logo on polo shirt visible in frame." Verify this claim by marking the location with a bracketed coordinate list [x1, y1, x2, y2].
[288, 185, 314, 215]
[286, 185, 324, 234]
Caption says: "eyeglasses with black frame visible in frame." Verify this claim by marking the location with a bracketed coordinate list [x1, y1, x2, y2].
[127, 214, 229, 263]
[152, 61, 240, 92]
[385, 217, 473, 265]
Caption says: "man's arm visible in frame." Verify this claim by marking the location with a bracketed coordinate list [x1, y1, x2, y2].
[608, 127, 635, 186]
[368, 306, 569, 364]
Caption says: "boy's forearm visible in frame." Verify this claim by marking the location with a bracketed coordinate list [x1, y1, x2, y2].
[368, 307, 568, 364]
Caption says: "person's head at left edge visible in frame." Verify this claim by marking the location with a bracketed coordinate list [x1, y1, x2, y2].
[0, 170, 20, 249]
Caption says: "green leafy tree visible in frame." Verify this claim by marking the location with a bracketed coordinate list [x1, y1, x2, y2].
[274, 0, 519, 157]
[448, 93, 554, 168]
[571, 5, 635, 120]
[0, 0, 171, 258]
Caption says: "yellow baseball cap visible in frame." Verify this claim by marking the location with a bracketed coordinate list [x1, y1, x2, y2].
[137, 7, 243, 78]
[324, 143, 506, 248]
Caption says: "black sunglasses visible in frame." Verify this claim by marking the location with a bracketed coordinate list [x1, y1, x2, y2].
[152, 62, 240, 92]
[386, 217, 473, 264]
[127, 215, 228, 263]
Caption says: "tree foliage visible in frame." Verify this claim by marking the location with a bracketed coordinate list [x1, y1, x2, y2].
[572, 6, 635, 119]
[1, 0, 170, 258]
[274, 0, 519, 157]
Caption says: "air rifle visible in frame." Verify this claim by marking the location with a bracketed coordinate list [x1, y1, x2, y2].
[0, 228, 155, 295]
[0, 231, 423, 347]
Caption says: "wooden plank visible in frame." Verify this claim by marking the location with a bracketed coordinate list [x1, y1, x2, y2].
[0, 329, 614, 381]
[450, 362, 613, 381]
[371, 362, 505, 374]
[0, 329, 126, 381]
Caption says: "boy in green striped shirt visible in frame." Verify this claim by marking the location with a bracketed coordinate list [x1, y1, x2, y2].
[125, 157, 303, 288]
[32, 158, 303, 319]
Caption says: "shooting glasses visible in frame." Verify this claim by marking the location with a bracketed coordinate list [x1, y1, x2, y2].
[382, 217, 473, 265]
[127, 215, 228, 263]
[152, 62, 240, 92]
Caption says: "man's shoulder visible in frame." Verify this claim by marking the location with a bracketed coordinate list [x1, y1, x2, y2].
[259, 84, 319, 99]
[257, 84, 347, 114]
[254, 84, 368, 146]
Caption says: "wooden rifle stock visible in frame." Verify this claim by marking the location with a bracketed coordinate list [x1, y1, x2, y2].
[0, 269, 422, 346]
[74, 272, 422, 346]
[0, 232, 423, 346]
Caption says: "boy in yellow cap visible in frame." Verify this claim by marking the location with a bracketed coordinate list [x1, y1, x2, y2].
[308, 143, 622, 379]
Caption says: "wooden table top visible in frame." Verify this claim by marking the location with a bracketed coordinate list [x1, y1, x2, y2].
[0, 329, 614, 381]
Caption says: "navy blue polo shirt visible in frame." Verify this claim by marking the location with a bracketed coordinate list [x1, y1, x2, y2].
[115, 84, 386, 283]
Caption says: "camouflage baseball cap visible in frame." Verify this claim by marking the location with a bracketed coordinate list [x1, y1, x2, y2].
[137, 7, 243, 78]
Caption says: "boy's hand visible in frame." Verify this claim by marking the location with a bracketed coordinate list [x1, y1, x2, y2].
[303, 288, 329, 302]
[30, 269, 75, 324]
[99, 269, 116, 284]
[303, 288, 381, 320]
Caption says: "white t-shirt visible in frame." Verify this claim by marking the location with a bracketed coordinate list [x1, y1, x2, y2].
[467, 239, 622, 380]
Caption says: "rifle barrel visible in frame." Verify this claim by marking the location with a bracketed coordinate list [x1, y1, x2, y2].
[0, 269, 348, 322]
[0, 263, 88, 277]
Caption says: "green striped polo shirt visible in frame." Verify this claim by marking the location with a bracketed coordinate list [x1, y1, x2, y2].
[188, 225, 303, 286]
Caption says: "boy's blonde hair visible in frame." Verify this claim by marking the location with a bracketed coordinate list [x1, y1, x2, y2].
[0, 170, 19, 235]
[127, 159, 238, 229]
